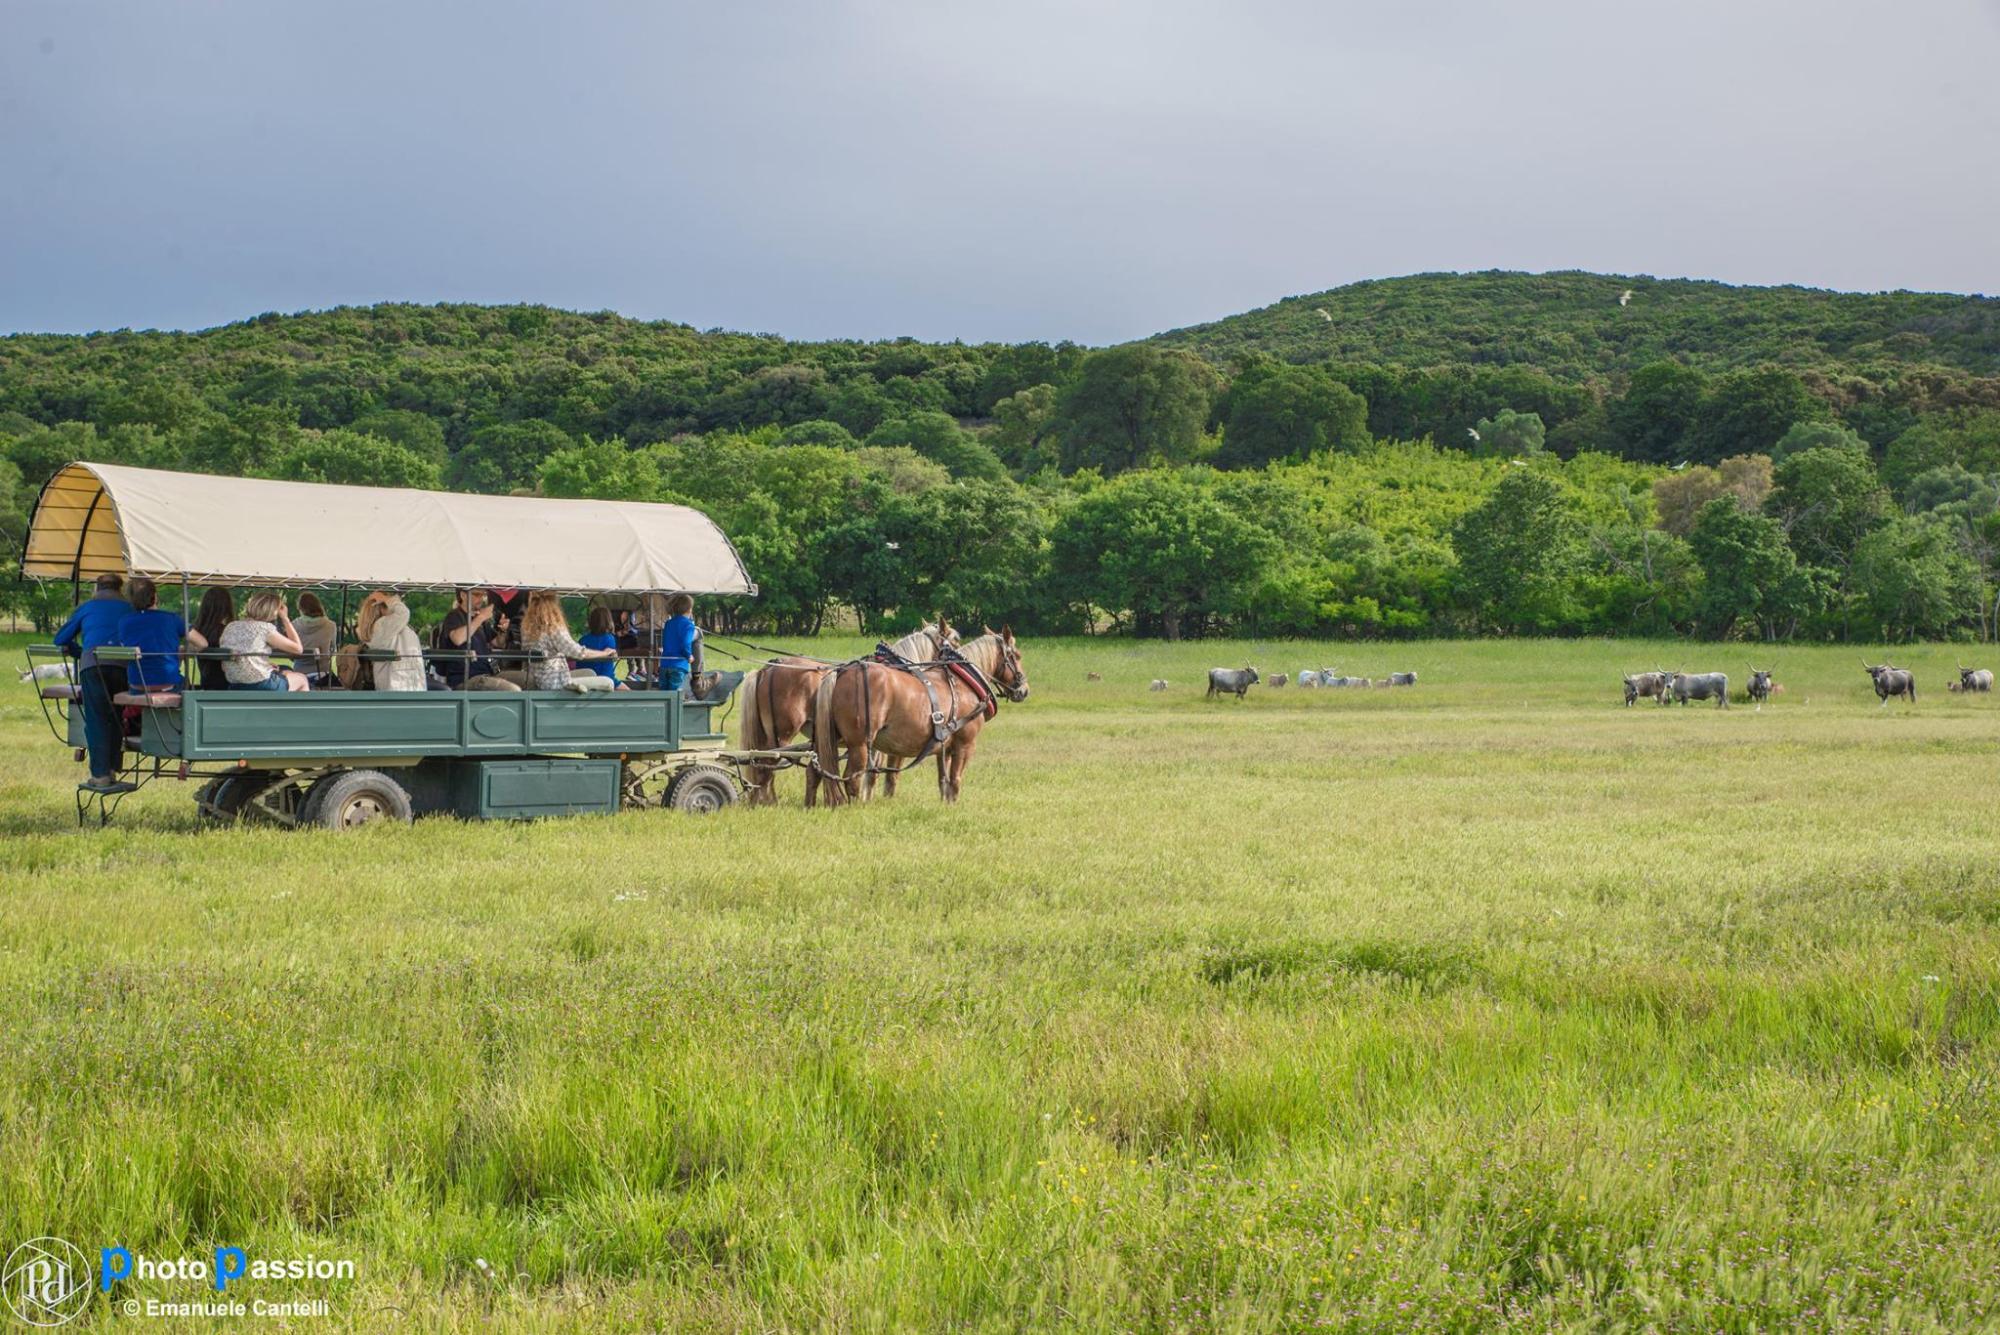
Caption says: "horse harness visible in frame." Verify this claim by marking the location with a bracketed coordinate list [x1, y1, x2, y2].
[857, 641, 997, 773]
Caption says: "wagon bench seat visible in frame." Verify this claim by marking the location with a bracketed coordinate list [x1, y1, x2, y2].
[39, 684, 81, 701]
[113, 690, 183, 708]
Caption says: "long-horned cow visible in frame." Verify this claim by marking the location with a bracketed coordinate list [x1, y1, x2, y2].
[1206, 666, 1261, 700]
[1957, 665, 1993, 693]
[1864, 662, 1915, 705]
[1622, 669, 1670, 706]
[1664, 671, 1729, 708]
[1746, 667, 1775, 708]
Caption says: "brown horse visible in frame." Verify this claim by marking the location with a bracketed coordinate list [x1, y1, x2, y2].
[738, 621, 956, 805]
[810, 626, 1028, 807]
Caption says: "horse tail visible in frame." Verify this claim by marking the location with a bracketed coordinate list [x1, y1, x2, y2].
[811, 666, 844, 795]
[739, 669, 767, 752]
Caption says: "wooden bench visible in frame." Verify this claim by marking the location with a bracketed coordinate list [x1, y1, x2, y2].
[113, 691, 184, 709]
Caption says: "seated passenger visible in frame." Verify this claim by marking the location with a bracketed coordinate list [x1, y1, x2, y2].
[656, 592, 701, 692]
[191, 588, 235, 690]
[221, 592, 311, 692]
[292, 591, 339, 681]
[113, 576, 206, 693]
[521, 591, 617, 690]
[577, 605, 620, 682]
[433, 589, 495, 688]
[359, 590, 426, 692]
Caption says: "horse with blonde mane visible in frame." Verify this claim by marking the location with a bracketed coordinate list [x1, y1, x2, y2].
[810, 626, 1028, 806]
[738, 620, 957, 805]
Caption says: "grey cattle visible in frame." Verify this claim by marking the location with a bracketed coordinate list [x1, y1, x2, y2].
[1296, 671, 1319, 689]
[1269, 672, 1288, 688]
[1864, 663, 1915, 705]
[1958, 665, 1993, 693]
[1746, 668, 1775, 707]
[1206, 666, 1261, 700]
[1663, 671, 1729, 708]
[1387, 671, 1417, 686]
[1149, 679, 1168, 692]
[1622, 669, 1671, 706]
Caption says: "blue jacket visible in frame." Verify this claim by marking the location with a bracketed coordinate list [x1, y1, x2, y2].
[54, 591, 134, 669]
[658, 614, 699, 670]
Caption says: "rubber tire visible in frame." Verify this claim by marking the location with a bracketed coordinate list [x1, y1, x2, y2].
[194, 773, 263, 824]
[663, 764, 740, 814]
[299, 769, 415, 830]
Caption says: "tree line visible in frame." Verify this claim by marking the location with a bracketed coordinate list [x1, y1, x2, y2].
[2, 281, 1997, 641]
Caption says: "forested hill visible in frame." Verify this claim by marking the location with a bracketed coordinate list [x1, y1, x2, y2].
[1150, 271, 2000, 380]
[7, 273, 2000, 643]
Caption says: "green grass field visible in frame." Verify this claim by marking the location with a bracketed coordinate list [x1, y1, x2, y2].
[3, 634, 1998, 1331]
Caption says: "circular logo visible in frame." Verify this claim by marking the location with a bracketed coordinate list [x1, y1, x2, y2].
[3, 1238, 91, 1327]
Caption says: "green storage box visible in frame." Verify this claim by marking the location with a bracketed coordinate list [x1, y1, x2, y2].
[451, 758, 621, 821]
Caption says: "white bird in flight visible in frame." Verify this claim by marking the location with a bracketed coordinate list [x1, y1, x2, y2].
[1466, 427, 1481, 443]
[1619, 289, 1634, 307]
[1314, 308, 1332, 322]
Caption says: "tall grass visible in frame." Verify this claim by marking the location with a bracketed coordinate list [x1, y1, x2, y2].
[2, 635, 1998, 1330]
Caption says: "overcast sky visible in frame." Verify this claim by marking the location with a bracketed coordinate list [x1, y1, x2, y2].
[3, 1, 1996, 343]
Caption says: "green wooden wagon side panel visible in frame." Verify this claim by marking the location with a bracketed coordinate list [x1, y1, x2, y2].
[526, 695, 676, 750]
[161, 690, 695, 763]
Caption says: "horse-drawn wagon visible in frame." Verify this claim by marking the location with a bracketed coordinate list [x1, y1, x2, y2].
[21, 462, 757, 827]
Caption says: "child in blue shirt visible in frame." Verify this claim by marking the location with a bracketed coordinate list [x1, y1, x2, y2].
[656, 593, 700, 692]
[114, 576, 206, 692]
[577, 605, 620, 681]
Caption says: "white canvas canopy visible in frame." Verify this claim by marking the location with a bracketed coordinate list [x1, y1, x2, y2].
[22, 462, 757, 595]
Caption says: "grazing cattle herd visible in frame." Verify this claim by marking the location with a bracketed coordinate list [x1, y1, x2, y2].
[1095, 660, 1995, 712]
[1197, 666, 1418, 699]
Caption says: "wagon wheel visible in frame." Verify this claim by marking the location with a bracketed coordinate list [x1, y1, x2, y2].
[239, 774, 316, 827]
[299, 769, 414, 830]
[663, 763, 740, 814]
[194, 771, 256, 823]
[194, 773, 263, 824]
[619, 758, 678, 810]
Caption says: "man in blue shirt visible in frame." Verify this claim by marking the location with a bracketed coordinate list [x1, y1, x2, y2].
[53, 573, 134, 792]
[656, 592, 701, 692]
[114, 576, 205, 693]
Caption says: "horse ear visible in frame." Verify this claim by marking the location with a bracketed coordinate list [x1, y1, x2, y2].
[984, 624, 996, 637]
[1002, 624, 1013, 641]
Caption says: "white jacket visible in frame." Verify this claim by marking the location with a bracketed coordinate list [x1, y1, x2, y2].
[368, 600, 428, 692]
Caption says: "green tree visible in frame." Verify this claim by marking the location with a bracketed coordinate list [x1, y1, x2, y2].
[1688, 497, 1818, 639]
[1651, 454, 1774, 536]
[1687, 368, 1830, 464]
[1216, 359, 1369, 467]
[975, 342, 1083, 413]
[1468, 408, 1546, 458]
[853, 446, 951, 496]
[866, 412, 1007, 482]
[1049, 469, 1275, 639]
[991, 384, 1061, 475]
[1608, 362, 1709, 463]
[1850, 514, 1982, 641]
[1763, 446, 1890, 575]
[268, 428, 443, 490]
[1452, 470, 1586, 632]
[183, 403, 301, 477]
[776, 419, 860, 450]
[535, 439, 662, 501]
[347, 408, 448, 465]
[448, 419, 576, 493]
[1770, 420, 1867, 464]
[1055, 346, 1219, 474]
